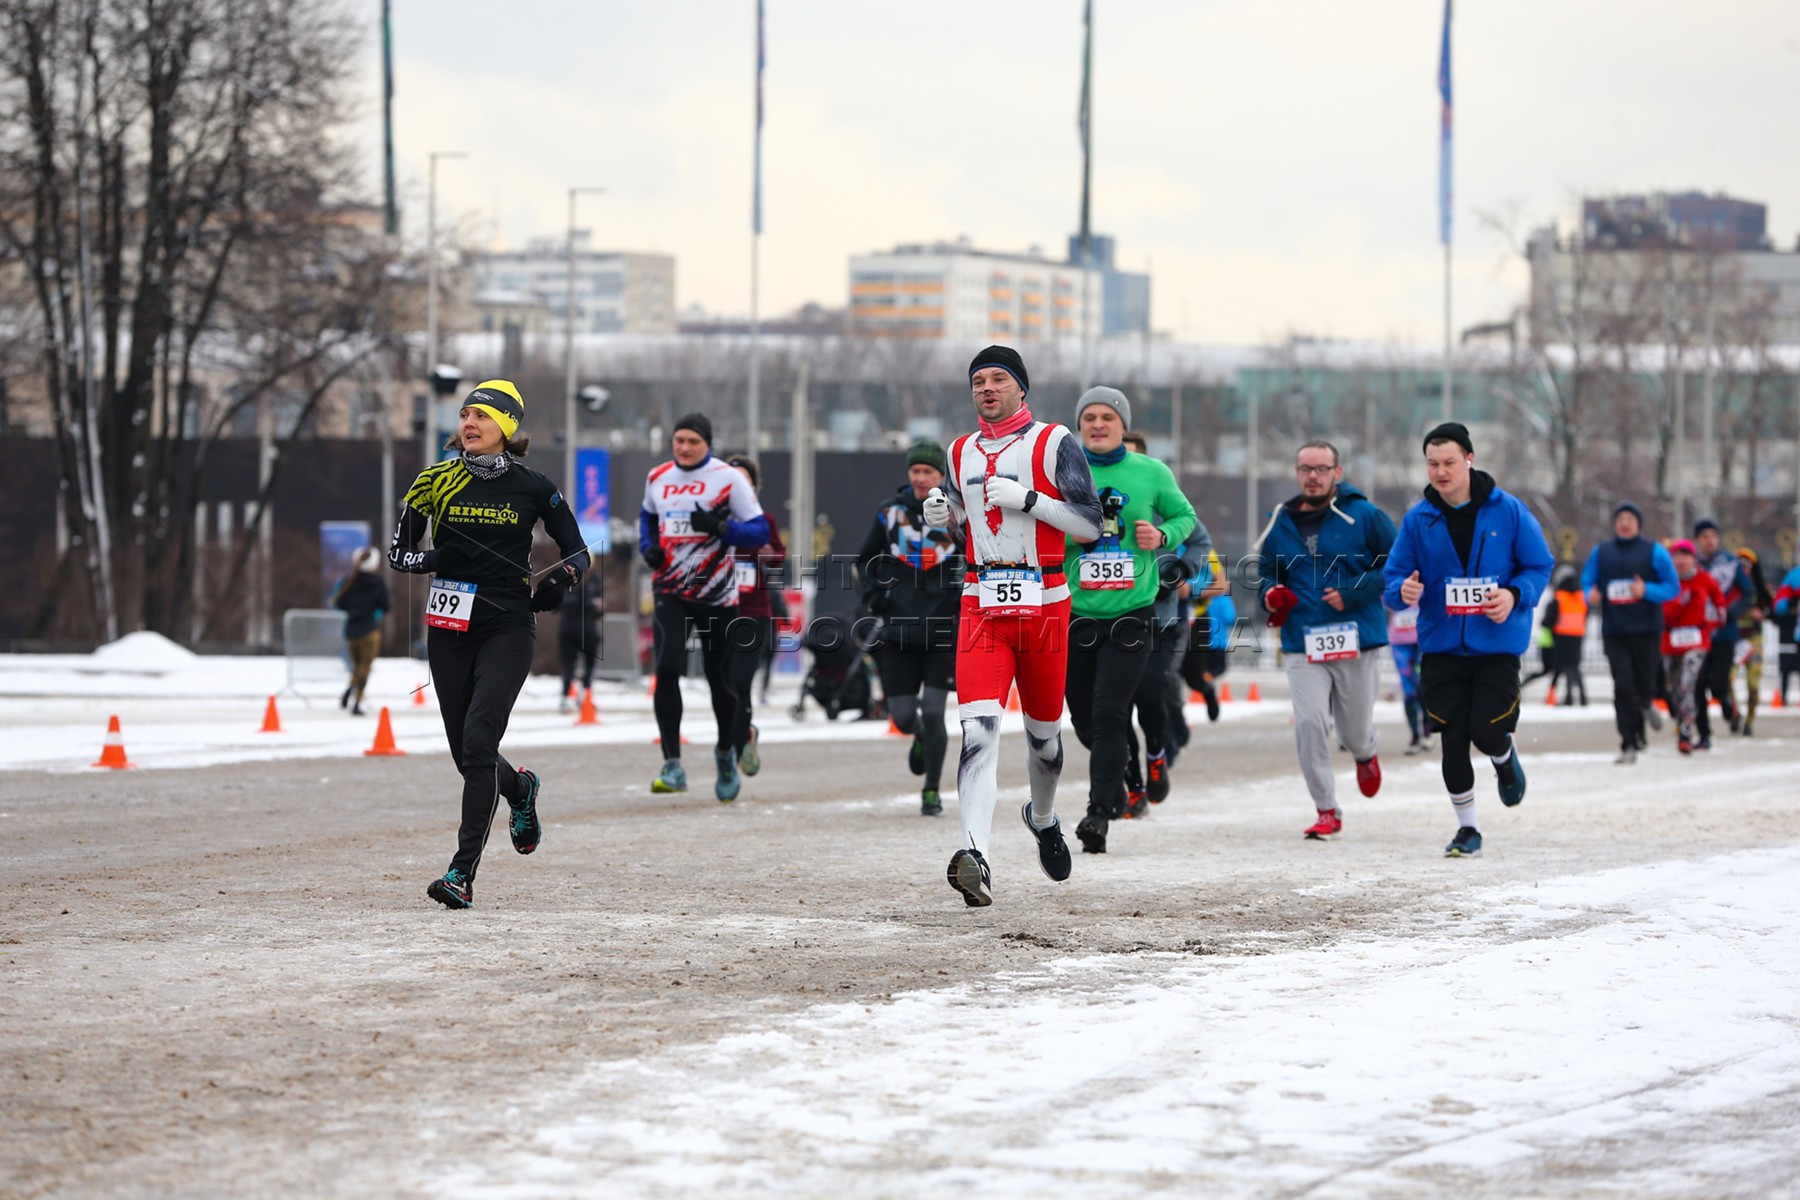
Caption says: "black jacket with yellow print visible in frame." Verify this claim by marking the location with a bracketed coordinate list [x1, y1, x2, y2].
[388, 457, 590, 629]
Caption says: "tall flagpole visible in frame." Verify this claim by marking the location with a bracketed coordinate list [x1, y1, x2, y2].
[748, 0, 765, 452]
[1438, 0, 1454, 421]
[1078, 0, 1095, 387]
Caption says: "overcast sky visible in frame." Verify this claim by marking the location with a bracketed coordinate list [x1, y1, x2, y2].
[351, 0, 1800, 346]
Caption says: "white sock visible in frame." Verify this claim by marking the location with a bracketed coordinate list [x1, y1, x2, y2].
[1451, 790, 1478, 830]
[1489, 740, 1515, 767]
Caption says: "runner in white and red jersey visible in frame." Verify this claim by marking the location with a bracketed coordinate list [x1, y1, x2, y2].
[925, 345, 1103, 906]
[638, 413, 770, 802]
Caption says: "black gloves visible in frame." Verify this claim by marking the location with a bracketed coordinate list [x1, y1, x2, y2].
[644, 545, 667, 571]
[689, 505, 728, 537]
[530, 564, 580, 612]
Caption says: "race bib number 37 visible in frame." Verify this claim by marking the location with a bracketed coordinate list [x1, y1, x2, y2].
[978, 567, 1043, 616]
[1445, 577, 1497, 616]
[426, 578, 476, 632]
[1079, 553, 1135, 591]
[1304, 622, 1360, 663]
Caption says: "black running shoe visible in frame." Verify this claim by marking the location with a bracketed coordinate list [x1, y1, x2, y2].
[1444, 826, 1482, 858]
[946, 848, 992, 907]
[1494, 738, 1525, 808]
[1021, 801, 1072, 881]
[908, 734, 925, 776]
[920, 788, 942, 817]
[427, 867, 473, 909]
[1075, 814, 1108, 854]
[1145, 751, 1171, 804]
[509, 768, 542, 854]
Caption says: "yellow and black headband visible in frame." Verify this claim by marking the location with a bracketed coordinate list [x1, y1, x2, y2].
[465, 379, 525, 440]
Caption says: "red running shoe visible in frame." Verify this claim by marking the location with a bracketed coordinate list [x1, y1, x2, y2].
[1356, 755, 1382, 797]
[1303, 809, 1342, 840]
[1121, 787, 1149, 820]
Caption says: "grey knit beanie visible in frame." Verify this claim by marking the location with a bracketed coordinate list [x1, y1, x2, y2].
[1076, 386, 1132, 431]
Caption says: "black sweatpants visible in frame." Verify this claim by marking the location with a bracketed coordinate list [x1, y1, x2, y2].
[429, 621, 535, 880]
[1695, 637, 1738, 739]
[1066, 607, 1155, 819]
[1603, 632, 1660, 751]
[727, 616, 774, 753]
[1421, 652, 1521, 795]
[873, 639, 956, 792]
[652, 595, 740, 759]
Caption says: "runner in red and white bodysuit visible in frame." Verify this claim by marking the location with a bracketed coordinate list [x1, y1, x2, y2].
[925, 345, 1103, 906]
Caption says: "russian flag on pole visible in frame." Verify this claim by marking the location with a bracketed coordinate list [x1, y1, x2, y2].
[753, 0, 765, 236]
[1437, 0, 1452, 246]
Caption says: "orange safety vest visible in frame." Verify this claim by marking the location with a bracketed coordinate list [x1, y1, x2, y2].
[1553, 589, 1589, 637]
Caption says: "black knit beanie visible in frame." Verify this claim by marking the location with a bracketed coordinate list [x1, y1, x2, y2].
[673, 412, 713, 446]
[969, 345, 1029, 395]
[1422, 421, 1473, 456]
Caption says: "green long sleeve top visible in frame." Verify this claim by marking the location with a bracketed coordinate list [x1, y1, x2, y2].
[1064, 452, 1198, 619]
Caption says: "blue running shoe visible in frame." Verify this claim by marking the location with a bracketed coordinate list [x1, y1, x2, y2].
[1444, 826, 1482, 858]
[509, 768, 541, 855]
[650, 760, 688, 794]
[426, 867, 473, 909]
[714, 747, 741, 803]
[1495, 735, 1526, 808]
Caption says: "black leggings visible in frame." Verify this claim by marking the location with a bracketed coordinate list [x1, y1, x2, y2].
[874, 640, 956, 792]
[727, 616, 774, 752]
[1603, 632, 1660, 751]
[1421, 652, 1521, 795]
[1065, 608, 1155, 818]
[429, 621, 535, 880]
[652, 595, 741, 759]
[1695, 637, 1737, 739]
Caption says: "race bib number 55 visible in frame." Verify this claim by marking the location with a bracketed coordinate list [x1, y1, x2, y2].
[426, 578, 476, 632]
[978, 567, 1043, 616]
[1445, 577, 1497, 616]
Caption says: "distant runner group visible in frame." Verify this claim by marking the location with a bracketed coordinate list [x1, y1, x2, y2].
[384, 349, 1798, 911]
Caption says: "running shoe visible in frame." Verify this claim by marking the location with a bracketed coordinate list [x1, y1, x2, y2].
[1146, 751, 1171, 804]
[740, 725, 761, 776]
[908, 734, 925, 777]
[1303, 808, 1342, 840]
[1404, 736, 1425, 757]
[714, 747, 741, 803]
[1645, 705, 1665, 732]
[509, 768, 542, 854]
[651, 759, 688, 794]
[1615, 748, 1638, 765]
[1495, 737, 1525, 807]
[340, 685, 352, 710]
[1075, 814, 1108, 854]
[1121, 788, 1149, 820]
[920, 788, 942, 817]
[1020, 801, 1073, 882]
[1444, 826, 1482, 857]
[1356, 755, 1382, 798]
[947, 848, 992, 907]
[1727, 709, 1742, 735]
[1678, 738, 1692, 755]
[1694, 738, 1712, 752]
[426, 867, 473, 909]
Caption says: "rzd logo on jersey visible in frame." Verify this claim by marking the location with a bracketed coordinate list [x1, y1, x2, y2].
[661, 482, 706, 499]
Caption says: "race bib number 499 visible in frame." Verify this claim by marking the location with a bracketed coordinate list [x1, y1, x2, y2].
[1445, 576, 1497, 616]
[978, 567, 1043, 616]
[426, 578, 476, 632]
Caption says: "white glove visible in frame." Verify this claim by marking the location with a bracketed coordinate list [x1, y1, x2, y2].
[983, 475, 1030, 512]
[923, 486, 951, 528]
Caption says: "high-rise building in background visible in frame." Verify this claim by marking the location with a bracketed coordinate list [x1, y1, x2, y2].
[468, 234, 676, 335]
[848, 238, 1102, 341]
[1067, 233, 1151, 338]
[1582, 192, 1769, 251]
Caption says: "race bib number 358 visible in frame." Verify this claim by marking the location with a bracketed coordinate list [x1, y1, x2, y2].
[426, 578, 476, 632]
[1079, 553, 1134, 591]
[1445, 577, 1497, 616]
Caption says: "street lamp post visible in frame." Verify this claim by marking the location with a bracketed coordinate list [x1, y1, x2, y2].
[424, 150, 467, 471]
[565, 187, 606, 490]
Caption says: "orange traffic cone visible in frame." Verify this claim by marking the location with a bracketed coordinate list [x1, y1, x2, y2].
[1189, 689, 1204, 704]
[647, 674, 657, 696]
[575, 687, 600, 726]
[1545, 683, 1557, 706]
[363, 706, 405, 756]
[886, 717, 904, 736]
[1247, 681, 1261, 702]
[91, 715, 136, 769]
[1772, 689, 1785, 709]
[1219, 682, 1232, 704]
[1005, 684, 1021, 712]
[1653, 698, 1669, 713]
[412, 682, 428, 707]
[259, 696, 283, 733]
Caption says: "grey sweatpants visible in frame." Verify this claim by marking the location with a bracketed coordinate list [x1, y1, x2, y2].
[1286, 650, 1381, 812]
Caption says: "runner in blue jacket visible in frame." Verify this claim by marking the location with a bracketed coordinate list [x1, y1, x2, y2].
[1383, 422, 1553, 858]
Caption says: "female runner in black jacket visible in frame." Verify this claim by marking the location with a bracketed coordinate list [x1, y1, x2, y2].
[388, 379, 590, 909]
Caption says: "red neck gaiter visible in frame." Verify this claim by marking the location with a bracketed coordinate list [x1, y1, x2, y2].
[978, 403, 1034, 439]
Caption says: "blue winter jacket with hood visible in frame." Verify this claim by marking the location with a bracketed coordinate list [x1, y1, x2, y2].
[1253, 481, 1399, 656]
[1382, 470, 1555, 657]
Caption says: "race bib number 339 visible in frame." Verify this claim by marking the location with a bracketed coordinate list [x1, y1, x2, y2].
[426, 578, 476, 632]
[1445, 577, 1497, 616]
[1304, 622, 1360, 663]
